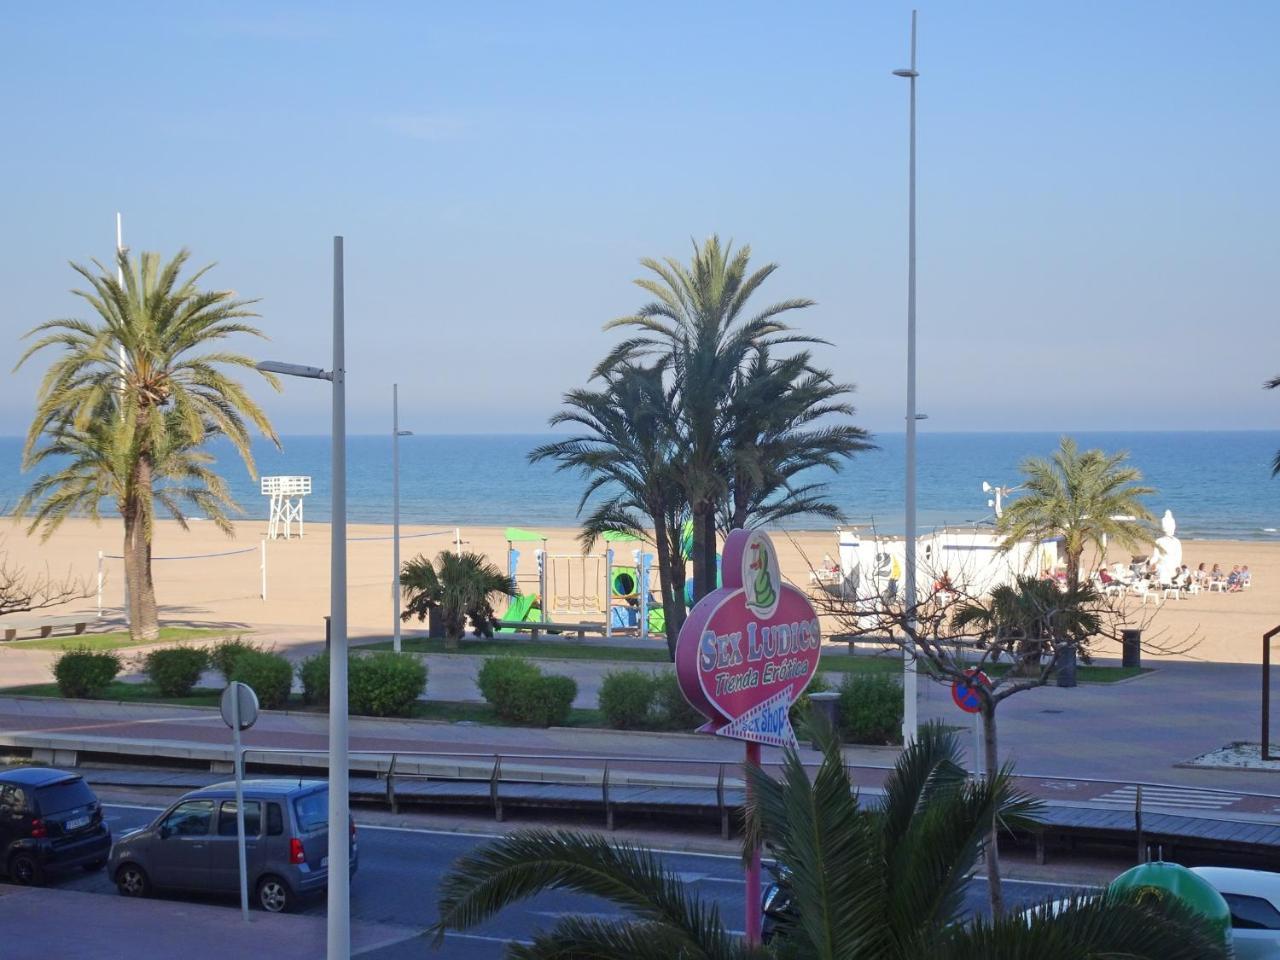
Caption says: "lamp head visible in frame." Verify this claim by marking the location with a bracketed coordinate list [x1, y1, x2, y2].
[892, 68, 919, 78]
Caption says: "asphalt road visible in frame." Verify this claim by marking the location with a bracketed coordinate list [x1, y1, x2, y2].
[42, 804, 1086, 957]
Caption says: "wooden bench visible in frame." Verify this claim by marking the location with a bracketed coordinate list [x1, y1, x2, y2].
[1, 617, 89, 642]
[495, 619, 608, 640]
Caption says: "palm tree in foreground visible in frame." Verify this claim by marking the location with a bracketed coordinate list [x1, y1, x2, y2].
[429, 723, 1227, 958]
[16, 249, 279, 640]
[401, 551, 516, 646]
[997, 436, 1155, 588]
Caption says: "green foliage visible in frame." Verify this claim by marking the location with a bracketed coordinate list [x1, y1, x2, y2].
[790, 671, 832, 729]
[143, 646, 210, 697]
[52, 647, 120, 698]
[401, 551, 515, 640]
[349, 653, 427, 718]
[476, 656, 577, 727]
[210, 637, 260, 682]
[229, 650, 292, 710]
[837, 671, 902, 745]
[598, 670, 658, 729]
[429, 721, 1229, 959]
[650, 671, 704, 731]
[298, 653, 329, 706]
[997, 436, 1155, 586]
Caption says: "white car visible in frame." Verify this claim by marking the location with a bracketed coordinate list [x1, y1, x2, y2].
[1191, 867, 1280, 960]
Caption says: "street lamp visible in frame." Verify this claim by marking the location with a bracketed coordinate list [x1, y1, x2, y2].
[255, 235, 349, 960]
[392, 384, 413, 653]
[894, 9, 921, 746]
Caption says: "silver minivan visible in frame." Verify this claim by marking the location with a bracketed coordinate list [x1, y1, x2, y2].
[109, 779, 357, 912]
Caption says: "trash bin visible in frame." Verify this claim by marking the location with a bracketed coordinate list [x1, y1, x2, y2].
[1122, 629, 1142, 669]
[1056, 646, 1078, 687]
[807, 691, 841, 749]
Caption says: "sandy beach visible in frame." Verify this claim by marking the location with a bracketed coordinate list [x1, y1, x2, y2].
[0, 516, 1274, 665]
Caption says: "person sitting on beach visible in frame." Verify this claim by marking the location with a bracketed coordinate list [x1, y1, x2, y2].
[1226, 565, 1242, 591]
[1240, 565, 1252, 589]
[1194, 562, 1208, 586]
[1099, 566, 1116, 586]
[1179, 565, 1193, 590]
[1210, 563, 1224, 583]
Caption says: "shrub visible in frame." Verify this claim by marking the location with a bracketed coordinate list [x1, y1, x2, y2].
[598, 670, 657, 730]
[790, 672, 833, 728]
[144, 646, 210, 698]
[539, 675, 577, 727]
[651, 671, 705, 731]
[53, 648, 120, 698]
[229, 650, 293, 710]
[298, 653, 329, 706]
[349, 653, 427, 718]
[838, 672, 903, 745]
[210, 638, 260, 682]
[476, 656, 577, 727]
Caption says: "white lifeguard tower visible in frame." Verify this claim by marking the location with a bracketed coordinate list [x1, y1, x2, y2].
[262, 476, 311, 540]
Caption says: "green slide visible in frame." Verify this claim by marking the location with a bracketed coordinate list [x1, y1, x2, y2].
[497, 593, 539, 633]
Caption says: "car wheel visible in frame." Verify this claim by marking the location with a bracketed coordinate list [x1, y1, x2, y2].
[82, 859, 108, 872]
[8, 853, 42, 887]
[256, 875, 294, 913]
[115, 863, 150, 897]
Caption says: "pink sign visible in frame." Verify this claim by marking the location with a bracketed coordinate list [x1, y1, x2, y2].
[675, 528, 822, 748]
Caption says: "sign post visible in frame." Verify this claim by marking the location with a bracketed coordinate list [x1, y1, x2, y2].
[220, 682, 260, 922]
[675, 529, 822, 945]
[950, 668, 990, 778]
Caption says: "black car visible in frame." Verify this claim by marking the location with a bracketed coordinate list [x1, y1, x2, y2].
[0, 767, 111, 885]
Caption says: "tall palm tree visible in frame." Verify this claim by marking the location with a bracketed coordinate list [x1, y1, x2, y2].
[720, 344, 872, 533]
[997, 436, 1155, 588]
[598, 236, 821, 603]
[15, 249, 279, 640]
[401, 551, 516, 646]
[429, 723, 1227, 959]
[530, 362, 689, 655]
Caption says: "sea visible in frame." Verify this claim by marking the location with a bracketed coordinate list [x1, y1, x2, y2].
[1, 432, 1277, 541]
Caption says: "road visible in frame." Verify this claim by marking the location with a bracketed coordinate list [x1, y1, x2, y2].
[25, 803, 1093, 958]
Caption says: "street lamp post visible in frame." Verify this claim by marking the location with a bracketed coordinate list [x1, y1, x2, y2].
[894, 10, 920, 746]
[392, 384, 413, 653]
[255, 235, 349, 960]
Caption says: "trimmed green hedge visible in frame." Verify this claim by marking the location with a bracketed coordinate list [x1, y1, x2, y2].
[229, 650, 293, 710]
[837, 672, 902, 745]
[475, 656, 577, 727]
[53, 648, 120, 698]
[297, 653, 428, 718]
[598, 670, 657, 729]
[144, 647, 210, 697]
[210, 638, 261, 682]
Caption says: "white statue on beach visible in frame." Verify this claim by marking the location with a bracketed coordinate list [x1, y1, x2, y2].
[1150, 510, 1183, 585]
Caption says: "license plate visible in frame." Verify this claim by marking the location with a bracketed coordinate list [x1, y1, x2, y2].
[320, 856, 328, 868]
[65, 816, 90, 831]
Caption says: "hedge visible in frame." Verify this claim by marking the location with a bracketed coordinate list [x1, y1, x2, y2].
[298, 652, 428, 718]
[837, 672, 903, 745]
[229, 650, 293, 710]
[53, 648, 120, 698]
[143, 647, 210, 697]
[210, 638, 261, 682]
[475, 656, 577, 727]
[598, 670, 656, 730]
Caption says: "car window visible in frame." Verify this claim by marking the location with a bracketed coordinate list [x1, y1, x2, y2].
[34, 779, 95, 815]
[267, 803, 284, 836]
[292, 791, 327, 833]
[1222, 893, 1280, 930]
[0, 785, 27, 815]
[217, 800, 262, 837]
[162, 800, 214, 837]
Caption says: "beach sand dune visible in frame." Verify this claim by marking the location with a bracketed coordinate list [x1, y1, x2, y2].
[1, 518, 1275, 664]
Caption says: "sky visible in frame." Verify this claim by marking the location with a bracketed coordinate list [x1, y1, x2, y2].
[1, 1, 1276, 436]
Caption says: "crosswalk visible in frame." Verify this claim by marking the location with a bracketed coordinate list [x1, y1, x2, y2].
[1091, 784, 1243, 811]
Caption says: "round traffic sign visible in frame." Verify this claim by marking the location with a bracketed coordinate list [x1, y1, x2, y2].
[220, 681, 259, 731]
[951, 668, 990, 714]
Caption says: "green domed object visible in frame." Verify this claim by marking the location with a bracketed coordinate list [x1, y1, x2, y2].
[1108, 862, 1232, 947]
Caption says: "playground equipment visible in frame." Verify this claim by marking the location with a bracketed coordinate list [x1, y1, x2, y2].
[600, 531, 653, 640]
[500, 528, 547, 630]
[262, 476, 311, 540]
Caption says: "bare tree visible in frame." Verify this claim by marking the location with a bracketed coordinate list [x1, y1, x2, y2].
[0, 537, 90, 619]
[810, 539, 1193, 918]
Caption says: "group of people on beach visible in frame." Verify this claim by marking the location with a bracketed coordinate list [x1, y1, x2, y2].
[1097, 560, 1251, 594]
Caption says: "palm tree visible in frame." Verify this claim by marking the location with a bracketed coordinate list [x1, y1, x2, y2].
[15, 249, 278, 641]
[997, 436, 1155, 588]
[530, 362, 689, 655]
[598, 236, 822, 603]
[429, 723, 1227, 959]
[401, 551, 515, 646]
[1267, 375, 1279, 475]
[720, 344, 872, 533]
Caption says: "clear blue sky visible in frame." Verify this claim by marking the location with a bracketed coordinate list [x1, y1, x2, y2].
[1, 1, 1276, 435]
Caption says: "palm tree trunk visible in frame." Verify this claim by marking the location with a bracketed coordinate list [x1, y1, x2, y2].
[690, 503, 711, 603]
[700, 510, 718, 599]
[123, 513, 159, 643]
[1066, 550, 1081, 590]
[651, 522, 682, 660]
[981, 699, 1005, 918]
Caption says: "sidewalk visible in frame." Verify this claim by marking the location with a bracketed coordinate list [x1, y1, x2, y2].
[0, 885, 416, 960]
